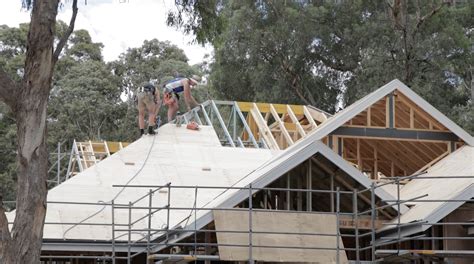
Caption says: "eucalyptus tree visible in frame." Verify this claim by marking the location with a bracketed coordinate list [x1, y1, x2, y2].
[170, 0, 473, 133]
[0, 0, 78, 262]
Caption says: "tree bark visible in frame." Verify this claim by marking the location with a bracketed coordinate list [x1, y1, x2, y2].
[0, 69, 20, 110]
[0, 0, 60, 263]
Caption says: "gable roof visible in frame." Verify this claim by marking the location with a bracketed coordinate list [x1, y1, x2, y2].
[305, 79, 473, 145]
[154, 139, 408, 251]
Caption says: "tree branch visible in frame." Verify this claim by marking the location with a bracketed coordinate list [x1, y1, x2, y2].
[53, 0, 78, 63]
[0, 68, 21, 110]
[415, 2, 446, 31]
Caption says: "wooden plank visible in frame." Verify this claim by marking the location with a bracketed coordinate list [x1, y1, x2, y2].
[246, 113, 259, 142]
[384, 140, 428, 168]
[286, 105, 306, 138]
[335, 173, 392, 219]
[339, 215, 384, 230]
[306, 107, 328, 123]
[374, 148, 378, 180]
[311, 154, 394, 219]
[357, 138, 362, 170]
[385, 96, 390, 127]
[236, 102, 304, 115]
[332, 136, 339, 153]
[367, 107, 371, 127]
[106, 141, 129, 153]
[414, 151, 449, 175]
[214, 211, 348, 263]
[369, 107, 386, 127]
[303, 106, 318, 129]
[397, 93, 447, 131]
[361, 139, 416, 174]
[403, 141, 438, 162]
[270, 104, 294, 146]
[394, 101, 411, 128]
[250, 103, 280, 150]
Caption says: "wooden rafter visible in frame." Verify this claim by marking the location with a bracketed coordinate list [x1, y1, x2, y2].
[286, 105, 306, 138]
[311, 157, 393, 219]
[269, 104, 294, 147]
[414, 150, 450, 174]
[306, 107, 328, 124]
[360, 139, 417, 175]
[396, 92, 447, 131]
[383, 140, 428, 168]
[404, 141, 437, 162]
[303, 106, 318, 129]
[250, 103, 280, 150]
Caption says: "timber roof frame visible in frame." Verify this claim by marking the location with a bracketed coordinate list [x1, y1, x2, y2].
[306, 79, 474, 146]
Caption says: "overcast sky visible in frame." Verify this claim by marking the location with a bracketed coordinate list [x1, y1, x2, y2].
[0, 0, 212, 64]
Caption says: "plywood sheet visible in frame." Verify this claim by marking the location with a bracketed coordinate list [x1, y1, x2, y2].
[381, 146, 474, 235]
[6, 124, 276, 241]
[213, 211, 348, 263]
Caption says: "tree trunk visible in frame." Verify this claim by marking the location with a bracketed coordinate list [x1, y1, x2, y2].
[0, 0, 59, 263]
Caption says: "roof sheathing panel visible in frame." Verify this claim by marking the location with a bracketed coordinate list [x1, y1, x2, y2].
[381, 146, 474, 237]
[7, 124, 277, 241]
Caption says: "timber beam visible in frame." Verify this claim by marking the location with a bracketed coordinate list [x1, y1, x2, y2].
[331, 127, 459, 142]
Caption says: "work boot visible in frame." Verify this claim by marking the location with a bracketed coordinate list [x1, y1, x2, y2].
[148, 126, 156, 135]
[140, 128, 145, 136]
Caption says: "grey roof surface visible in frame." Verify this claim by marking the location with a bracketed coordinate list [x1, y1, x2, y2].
[380, 145, 474, 238]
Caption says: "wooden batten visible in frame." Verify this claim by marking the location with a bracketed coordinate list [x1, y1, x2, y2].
[250, 103, 280, 150]
[269, 104, 294, 147]
[237, 102, 304, 115]
[303, 106, 318, 129]
[286, 105, 306, 138]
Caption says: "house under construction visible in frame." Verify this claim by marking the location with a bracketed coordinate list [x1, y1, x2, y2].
[5, 79, 474, 264]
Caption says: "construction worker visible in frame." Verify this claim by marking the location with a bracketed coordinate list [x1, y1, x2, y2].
[162, 75, 201, 121]
[136, 83, 160, 135]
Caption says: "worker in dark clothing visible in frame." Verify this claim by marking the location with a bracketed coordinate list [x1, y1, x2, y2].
[136, 83, 160, 135]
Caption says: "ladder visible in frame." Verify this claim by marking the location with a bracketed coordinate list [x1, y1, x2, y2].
[65, 140, 128, 180]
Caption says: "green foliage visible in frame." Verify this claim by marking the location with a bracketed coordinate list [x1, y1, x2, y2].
[345, 1, 473, 134]
[207, 1, 370, 112]
[66, 29, 104, 61]
[1, 1, 472, 206]
[110, 39, 202, 134]
[167, 0, 226, 44]
[0, 104, 17, 204]
[48, 27, 124, 146]
[49, 60, 124, 142]
[0, 23, 28, 81]
[186, 0, 472, 132]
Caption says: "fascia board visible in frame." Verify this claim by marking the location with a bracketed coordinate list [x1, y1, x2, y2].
[422, 184, 474, 232]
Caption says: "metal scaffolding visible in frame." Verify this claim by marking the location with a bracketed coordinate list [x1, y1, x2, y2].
[5, 174, 467, 264]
